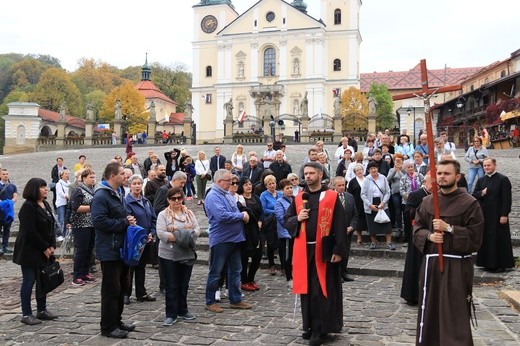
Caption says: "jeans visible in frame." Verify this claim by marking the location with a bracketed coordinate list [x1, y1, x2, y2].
[467, 166, 484, 194]
[21, 266, 46, 316]
[56, 205, 67, 237]
[1, 221, 12, 249]
[391, 193, 403, 230]
[206, 242, 242, 305]
[100, 260, 129, 333]
[160, 258, 193, 319]
[72, 227, 95, 280]
[184, 181, 195, 197]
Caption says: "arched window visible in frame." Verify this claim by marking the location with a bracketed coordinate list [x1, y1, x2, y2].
[206, 66, 212, 77]
[334, 9, 341, 25]
[333, 59, 341, 71]
[500, 70, 506, 77]
[264, 48, 276, 76]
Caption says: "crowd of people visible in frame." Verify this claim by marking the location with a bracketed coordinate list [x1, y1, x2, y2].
[6, 129, 515, 345]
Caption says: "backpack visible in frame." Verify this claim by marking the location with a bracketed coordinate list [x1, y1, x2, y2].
[120, 225, 148, 266]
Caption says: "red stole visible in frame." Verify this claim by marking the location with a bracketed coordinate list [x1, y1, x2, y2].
[293, 189, 337, 298]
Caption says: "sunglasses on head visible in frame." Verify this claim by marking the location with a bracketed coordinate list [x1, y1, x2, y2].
[169, 196, 183, 202]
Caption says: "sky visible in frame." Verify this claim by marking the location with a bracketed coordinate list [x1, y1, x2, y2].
[0, 0, 518, 73]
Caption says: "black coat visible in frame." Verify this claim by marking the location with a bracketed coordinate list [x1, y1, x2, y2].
[164, 148, 181, 177]
[13, 200, 56, 267]
[242, 165, 263, 186]
[269, 161, 292, 188]
[209, 155, 226, 176]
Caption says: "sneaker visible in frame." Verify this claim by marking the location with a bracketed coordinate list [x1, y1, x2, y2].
[250, 282, 260, 291]
[386, 243, 396, 251]
[215, 290, 221, 302]
[82, 275, 96, 283]
[72, 278, 85, 287]
[223, 289, 228, 299]
[369, 242, 377, 250]
[56, 236, 65, 242]
[21, 315, 42, 325]
[205, 304, 224, 313]
[241, 283, 256, 292]
[163, 317, 177, 326]
[185, 196, 193, 201]
[229, 301, 252, 309]
[2, 247, 13, 254]
[178, 312, 196, 320]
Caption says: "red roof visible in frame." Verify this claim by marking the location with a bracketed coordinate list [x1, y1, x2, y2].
[165, 113, 184, 125]
[38, 109, 85, 129]
[360, 63, 483, 92]
[135, 80, 177, 105]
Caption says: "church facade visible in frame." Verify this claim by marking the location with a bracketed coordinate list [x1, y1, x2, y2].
[191, 0, 362, 142]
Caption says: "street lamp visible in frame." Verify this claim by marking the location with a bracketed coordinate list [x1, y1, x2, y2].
[407, 107, 416, 146]
[456, 96, 467, 150]
[269, 115, 276, 143]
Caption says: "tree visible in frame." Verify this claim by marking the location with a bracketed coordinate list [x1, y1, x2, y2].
[340, 87, 368, 131]
[98, 81, 147, 134]
[72, 58, 124, 95]
[31, 67, 82, 116]
[368, 83, 394, 130]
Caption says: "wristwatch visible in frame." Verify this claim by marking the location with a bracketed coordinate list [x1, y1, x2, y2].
[446, 224, 453, 233]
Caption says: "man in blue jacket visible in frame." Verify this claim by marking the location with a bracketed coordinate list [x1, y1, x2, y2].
[92, 162, 137, 339]
[204, 169, 252, 313]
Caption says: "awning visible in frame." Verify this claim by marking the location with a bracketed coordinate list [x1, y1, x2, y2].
[500, 110, 520, 121]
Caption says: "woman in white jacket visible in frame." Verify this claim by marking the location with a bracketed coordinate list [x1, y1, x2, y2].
[194, 151, 211, 205]
[55, 169, 71, 240]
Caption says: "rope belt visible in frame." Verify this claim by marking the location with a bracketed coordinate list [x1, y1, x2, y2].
[418, 253, 472, 343]
[306, 241, 316, 244]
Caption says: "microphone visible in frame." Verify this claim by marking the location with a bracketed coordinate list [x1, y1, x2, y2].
[302, 192, 309, 210]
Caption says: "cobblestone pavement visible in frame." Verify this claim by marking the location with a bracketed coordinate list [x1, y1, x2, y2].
[0, 144, 519, 344]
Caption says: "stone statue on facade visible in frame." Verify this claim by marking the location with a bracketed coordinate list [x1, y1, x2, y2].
[86, 101, 94, 121]
[59, 102, 66, 121]
[224, 98, 234, 119]
[238, 62, 244, 77]
[300, 92, 308, 117]
[115, 99, 122, 120]
[293, 59, 300, 74]
[368, 96, 378, 116]
[149, 100, 156, 121]
[333, 95, 341, 116]
[184, 100, 194, 119]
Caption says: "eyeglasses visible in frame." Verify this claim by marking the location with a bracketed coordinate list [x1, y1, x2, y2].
[231, 181, 238, 186]
[290, 178, 298, 181]
[220, 179, 231, 182]
[169, 196, 183, 202]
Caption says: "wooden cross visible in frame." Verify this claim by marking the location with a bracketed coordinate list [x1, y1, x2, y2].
[392, 59, 463, 273]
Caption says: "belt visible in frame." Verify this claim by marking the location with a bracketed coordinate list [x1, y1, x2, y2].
[418, 253, 472, 343]
[306, 241, 316, 244]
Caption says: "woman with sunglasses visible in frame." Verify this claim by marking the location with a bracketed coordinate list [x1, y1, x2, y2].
[287, 173, 302, 197]
[237, 178, 263, 291]
[156, 187, 200, 326]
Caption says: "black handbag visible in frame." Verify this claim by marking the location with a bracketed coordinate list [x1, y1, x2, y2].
[40, 258, 64, 294]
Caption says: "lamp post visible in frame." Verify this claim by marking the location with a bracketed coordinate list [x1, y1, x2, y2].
[269, 115, 275, 143]
[456, 97, 467, 150]
[407, 107, 416, 146]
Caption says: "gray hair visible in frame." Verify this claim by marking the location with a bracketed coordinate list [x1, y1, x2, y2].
[353, 163, 364, 173]
[403, 161, 414, 169]
[213, 169, 229, 182]
[172, 171, 187, 181]
[128, 174, 144, 185]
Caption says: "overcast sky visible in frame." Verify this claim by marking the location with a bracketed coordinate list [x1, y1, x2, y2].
[0, 0, 518, 73]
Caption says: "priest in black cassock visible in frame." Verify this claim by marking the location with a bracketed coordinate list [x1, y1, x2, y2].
[285, 162, 347, 346]
[472, 158, 514, 272]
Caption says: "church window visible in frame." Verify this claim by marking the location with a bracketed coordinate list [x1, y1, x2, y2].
[500, 70, 506, 77]
[264, 48, 276, 76]
[333, 59, 341, 71]
[205, 94, 212, 104]
[206, 66, 212, 77]
[334, 9, 341, 25]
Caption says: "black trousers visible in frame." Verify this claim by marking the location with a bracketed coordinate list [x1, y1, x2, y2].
[278, 238, 294, 281]
[241, 245, 262, 283]
[100, 260, 128, 333]
[341, 231, 354, 276]
[126, 261, 147, 299]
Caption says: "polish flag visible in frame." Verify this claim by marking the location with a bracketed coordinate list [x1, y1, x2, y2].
[238, 110, 246, 123]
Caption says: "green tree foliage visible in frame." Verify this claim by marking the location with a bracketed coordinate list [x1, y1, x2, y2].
[150, 63, 192, 112]
[98, 81, 147, 134]
[84, 89, 106, 121]
[368, 83, 395, 130]
[72, 58, 124, 94]
[31, 67, 82, 116]
[340, 87, 368, 131]
[0, 90, 30, 115]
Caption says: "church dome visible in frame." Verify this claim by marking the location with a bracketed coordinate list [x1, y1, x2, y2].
[195, 0, 234, 8]
[291, 0, 307, 13]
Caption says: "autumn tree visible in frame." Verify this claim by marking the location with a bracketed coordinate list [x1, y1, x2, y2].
[368, 83, 395, 130]
[71, 58, 124, 95]
[98, 81, 147, 134]
[31, 67, 82, 116]
[340, 87, 368, 131]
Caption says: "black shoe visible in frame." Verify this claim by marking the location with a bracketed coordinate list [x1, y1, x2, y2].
[405, 300, 418, 306]
[159, 288, 165, 295]
[342, 275, 354, 282]
[123, 296, 130, 305]
[119, 323, 136, 332]
[301, 331, 312, 340]
[309, 333, 323, 346]
[101, 328, 128, 338]
[137, 294, 156, 302]
[36, 310, 58, 320]
[21, 315, 42, 325]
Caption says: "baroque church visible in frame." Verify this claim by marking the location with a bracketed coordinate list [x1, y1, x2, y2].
[191, 0, 362, 142]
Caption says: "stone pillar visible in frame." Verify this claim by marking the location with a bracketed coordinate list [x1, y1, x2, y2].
[223, 116, 234, 144]
[367, 113, 376, 134]
[300, 115, 310, 143]
[333, 115, 343, 143]
[113, 120, 123, 144]
[148, 121, 157, 144]
[56, 121, 66, 147]
[84, 120, 95, 146]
